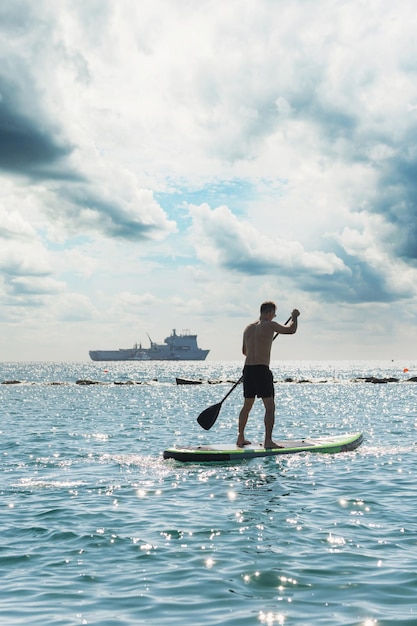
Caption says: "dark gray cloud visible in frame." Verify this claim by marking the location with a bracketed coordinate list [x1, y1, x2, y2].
[230, 253, 400, 305]
[372, 151, 417, 261]
[0, 6, 172, 241]
[277, 66, 417, 274]
[298, 257, 399, 304]
[60, 186, 168, 241]
[0, 75, 76, 180]
[0, 69, 173, 240]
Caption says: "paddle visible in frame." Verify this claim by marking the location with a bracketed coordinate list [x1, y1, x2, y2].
[197, 315, 292, 430]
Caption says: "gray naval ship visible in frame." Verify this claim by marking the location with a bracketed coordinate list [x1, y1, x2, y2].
[89, 329, 209, 361]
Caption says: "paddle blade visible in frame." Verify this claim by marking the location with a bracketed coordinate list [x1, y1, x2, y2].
[197, 402, 222, 430]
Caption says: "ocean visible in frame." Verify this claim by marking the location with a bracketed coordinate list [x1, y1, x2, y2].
[1, 359, 417, 625]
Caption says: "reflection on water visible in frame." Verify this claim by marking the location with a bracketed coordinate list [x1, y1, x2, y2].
[1, 361, 417, 624]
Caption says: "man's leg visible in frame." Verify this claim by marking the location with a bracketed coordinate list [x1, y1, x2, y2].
[262, 396, 281, 448]
[237, 397, 255, 447]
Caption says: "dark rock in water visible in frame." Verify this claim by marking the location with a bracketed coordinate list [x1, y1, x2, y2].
[176, 377, 203, 385]
[406, 376, 417, 382]
[76, 379, 99, 385]
[353, 376, 399, 384]
[1, 380, 22, 384]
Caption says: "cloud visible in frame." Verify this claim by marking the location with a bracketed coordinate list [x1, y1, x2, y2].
[0, 104, 70, 178]
[0, 4, 176, 244]
[110, 291, 159, 318]
[0, 201, 66, 309]
[333, 218, 417, 303]
[1, 0, 417, 359]
[189, 202, 417, 305]
[53, 293, 97, 322]
[0, 205, 36, 239]
[0, 74, 76, 180]
[5, 276, 65, 297]
[0, 240, 51, 278]
[55, 176, 177, 241]
[0, 202, 52, 277]
[371, 152, 417, 261]
[189, 202, 349, 276]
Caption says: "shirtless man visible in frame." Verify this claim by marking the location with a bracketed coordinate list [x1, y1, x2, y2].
[237, 301, 300, 449]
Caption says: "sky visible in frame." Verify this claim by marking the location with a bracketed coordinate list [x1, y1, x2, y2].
[1, 0, 417, 362]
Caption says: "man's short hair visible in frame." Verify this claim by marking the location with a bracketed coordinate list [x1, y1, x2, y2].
[260, 301, 276, 315]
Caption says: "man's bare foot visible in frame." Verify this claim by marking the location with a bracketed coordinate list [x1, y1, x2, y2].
[264, 440, 284, 449]
[236, 438, 251, 447]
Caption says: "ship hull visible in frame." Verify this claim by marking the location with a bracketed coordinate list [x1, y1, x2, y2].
[89, 349, 209, 362]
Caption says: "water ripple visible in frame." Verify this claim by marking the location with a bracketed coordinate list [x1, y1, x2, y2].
[1, 361, 417, 624]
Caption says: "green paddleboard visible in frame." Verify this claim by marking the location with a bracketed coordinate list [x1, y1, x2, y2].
[163, 432, 363, 462]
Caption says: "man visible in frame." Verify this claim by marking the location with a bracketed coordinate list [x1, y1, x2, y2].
[237, 301, 300, 449]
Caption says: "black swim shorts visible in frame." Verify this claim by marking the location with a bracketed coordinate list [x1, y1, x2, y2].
[243, 365, 274, 399]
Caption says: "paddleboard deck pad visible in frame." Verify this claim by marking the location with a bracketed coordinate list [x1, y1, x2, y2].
[163, 432, 363, 462]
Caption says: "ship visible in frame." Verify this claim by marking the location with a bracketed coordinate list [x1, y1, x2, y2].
[89, 329, 209, 362]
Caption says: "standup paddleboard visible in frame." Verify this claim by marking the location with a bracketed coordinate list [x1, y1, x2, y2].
[163, 432, 363, 463]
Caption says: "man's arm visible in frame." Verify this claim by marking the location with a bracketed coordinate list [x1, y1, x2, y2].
[272, 309, 300, 335]
[242, 325, 249, 355]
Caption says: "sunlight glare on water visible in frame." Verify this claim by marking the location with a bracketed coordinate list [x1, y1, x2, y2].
[1, 360, 417, 624]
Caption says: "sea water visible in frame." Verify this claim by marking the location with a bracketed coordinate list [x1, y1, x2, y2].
[1, 360, 417, 626]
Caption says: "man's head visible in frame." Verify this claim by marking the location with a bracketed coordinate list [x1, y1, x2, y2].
[260, 301, 276, 319]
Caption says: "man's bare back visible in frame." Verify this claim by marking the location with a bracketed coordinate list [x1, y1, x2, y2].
[242, 321, 276, 365]
[243, 318, 298, 366]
